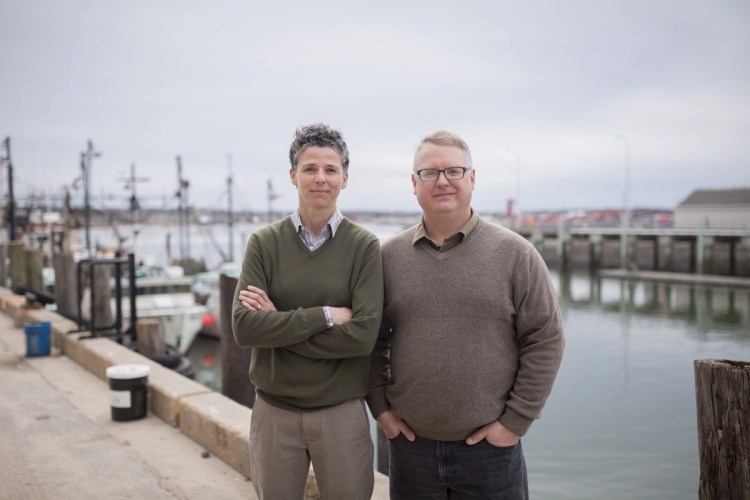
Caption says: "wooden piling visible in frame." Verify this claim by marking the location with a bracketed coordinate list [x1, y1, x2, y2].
[694, 359, 750, 500]
[665, 238, 679, 272]
[0, 245, 6, 286]
[52, 252, 77, 317]
[556, 220, 566, 269]
[91, 264, 113, 329]
[589, 237, 602, 271]
[219, 273, 255, 408]
[8, 240, 25, 288]
[24, 247, 44, 292]
[137, 318, 166, 356]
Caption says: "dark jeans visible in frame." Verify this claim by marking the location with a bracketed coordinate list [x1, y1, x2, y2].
[389, 434, 529, 500]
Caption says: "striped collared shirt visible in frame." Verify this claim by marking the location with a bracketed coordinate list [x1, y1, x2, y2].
[291, 208, 344, 251]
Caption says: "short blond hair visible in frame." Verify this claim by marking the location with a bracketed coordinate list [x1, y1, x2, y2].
[414, 130, 473, 169]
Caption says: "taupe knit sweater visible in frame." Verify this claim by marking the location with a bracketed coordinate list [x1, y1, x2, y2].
[367, 216, 564, 440]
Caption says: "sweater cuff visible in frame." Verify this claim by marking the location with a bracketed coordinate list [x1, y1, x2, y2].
[365, 387, 389, 419]
[499, 407, 534, 437]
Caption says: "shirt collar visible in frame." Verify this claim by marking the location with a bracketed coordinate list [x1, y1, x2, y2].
[291, 208, 345, 237]
[412, 209, 479, 247]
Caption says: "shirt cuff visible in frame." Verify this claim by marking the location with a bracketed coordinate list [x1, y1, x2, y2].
[323, 306, 334, 328]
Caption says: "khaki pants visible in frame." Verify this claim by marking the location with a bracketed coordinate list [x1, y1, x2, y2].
[249, 396, 374, 500]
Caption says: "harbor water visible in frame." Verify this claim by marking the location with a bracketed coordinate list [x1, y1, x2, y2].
[524, 272, 750, 499]
[91, 222, 750, 498]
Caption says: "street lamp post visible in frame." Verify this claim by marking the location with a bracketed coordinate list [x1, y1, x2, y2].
[615, 134, 631, 269]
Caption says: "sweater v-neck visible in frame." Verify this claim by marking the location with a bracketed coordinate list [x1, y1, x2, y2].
[289, 216, 346, 259]
[418, 220, 482, 260]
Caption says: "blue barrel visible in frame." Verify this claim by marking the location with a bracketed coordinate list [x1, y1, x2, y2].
[24, 321, 51, 357]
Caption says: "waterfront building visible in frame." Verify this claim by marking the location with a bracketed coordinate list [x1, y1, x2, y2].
[674, 188, 750, 229]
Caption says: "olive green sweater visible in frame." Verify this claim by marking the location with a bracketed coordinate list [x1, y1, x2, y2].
[367, 217, 564, 439]
[232, 216, 384, 411]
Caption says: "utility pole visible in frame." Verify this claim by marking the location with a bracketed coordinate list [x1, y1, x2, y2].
[81, 139, 101, 256]
[117, 163, 149, 252]
[3, 137, 16, 241]
[175, 156, 190, 266]
[126, 163, 149, 224]
[227, 155, 234, 263]
[615, 134, 631, 269]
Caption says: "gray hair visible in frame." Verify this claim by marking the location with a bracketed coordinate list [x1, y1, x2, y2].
[413, 130, 473, 170]
[289, 123, 350, 172]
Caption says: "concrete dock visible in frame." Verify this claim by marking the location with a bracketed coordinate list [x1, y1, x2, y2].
[0, 289, 389, 499]
[0, 316, 256, 499]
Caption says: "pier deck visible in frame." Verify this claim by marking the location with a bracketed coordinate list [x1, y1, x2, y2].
[0, 313, 256, 500]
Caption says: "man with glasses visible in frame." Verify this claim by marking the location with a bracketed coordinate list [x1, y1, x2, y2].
[233, 123, 383, 499]
[367, 130, 564, 499]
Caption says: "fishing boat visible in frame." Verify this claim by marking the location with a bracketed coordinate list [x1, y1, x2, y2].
[191, 264, 240, 339]
[124, 273, 208, 355]
[80, 265, 208, 355]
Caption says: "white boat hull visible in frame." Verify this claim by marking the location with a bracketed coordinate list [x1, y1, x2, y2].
[81, 291, 208, 355]
[118, 293, 207, 354]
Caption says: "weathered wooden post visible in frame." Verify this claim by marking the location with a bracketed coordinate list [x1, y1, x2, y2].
[53, 252, 77, 317]
[660, 235, 673, 272]
[556, 219, 566, 270]
[741, 238, 750, 277]
[220, 273, 255, 408]
[589, 235, 602, 272]
[91, 264, 113, 330]
[8, 240, 25, 288]
[0, 244, 6, 286]
[694, 359, 750, 500]
[137, 318, 166, 356]
[689, 236, 698, 273]
[697, 222, 706, 274]
[24, 247, 44, 292]
[728, 237, 737, 276]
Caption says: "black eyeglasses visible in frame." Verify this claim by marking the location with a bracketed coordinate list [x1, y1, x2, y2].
[415, 167, 471, 182]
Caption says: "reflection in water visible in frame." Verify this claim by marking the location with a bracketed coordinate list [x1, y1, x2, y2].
[187, 335, 223, 392]
[556, 271, 750, 337]
[526, 271, 750, 500]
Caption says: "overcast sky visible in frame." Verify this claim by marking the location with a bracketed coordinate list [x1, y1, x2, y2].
[2, 0, 748, 216]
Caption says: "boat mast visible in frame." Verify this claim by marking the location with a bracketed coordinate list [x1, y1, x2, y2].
[227, 154, 234, 263]
[81, 139, 101, 256]
[175, 156, 190, 266]
[118, 162, 149, 253]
